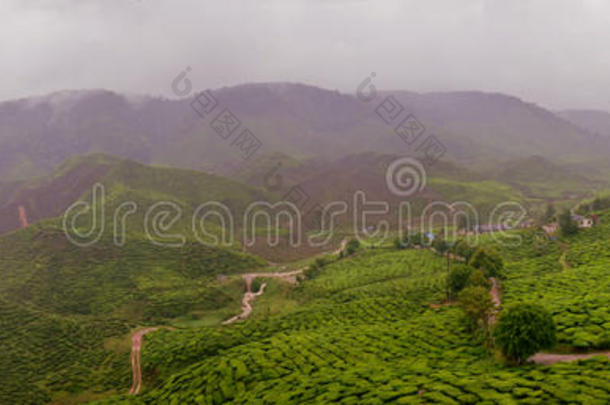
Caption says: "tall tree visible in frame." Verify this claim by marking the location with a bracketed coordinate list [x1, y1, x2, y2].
[558, 210, 578, 236]
[543, 203, 556, 223]
[458, 286, 494, 339]
[494, 303, 556, 364]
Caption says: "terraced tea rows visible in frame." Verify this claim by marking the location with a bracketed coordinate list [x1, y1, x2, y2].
[98, 308, 610, 404]
[0, 225, 266, 403]
[94, 226, 610, 404]
[501, 215, 610, 349]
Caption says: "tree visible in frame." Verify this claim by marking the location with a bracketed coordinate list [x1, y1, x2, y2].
[432, 237, 449, 257]
[458, 286, 494, 338]
[558, 210, 578, 237]
[409, 232, 430, 248]
[304, 257, 327, 279]
[345, 238, 360, 255]
[543, 203, 556, 223]
[457, 215, 469, 231]
[468, 269, 491, 290]
[469, 248, 503, 278]
[453, 239, 474, 262]
[446, 264, 475, 299]
[493, 303, 556, 364]
[393, 236, 406, 249]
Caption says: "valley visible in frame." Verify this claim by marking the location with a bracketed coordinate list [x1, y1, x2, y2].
[4, 2, 610, 403]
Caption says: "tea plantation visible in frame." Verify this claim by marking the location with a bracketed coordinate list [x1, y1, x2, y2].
[91, 216, 610, 404]
[0, 224, 265, 404]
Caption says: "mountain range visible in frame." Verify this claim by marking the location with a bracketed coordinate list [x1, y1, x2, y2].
[1, 83, 609, 182]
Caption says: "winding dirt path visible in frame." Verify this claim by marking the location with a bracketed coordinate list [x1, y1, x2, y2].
[333, 238, 348, 255]
[222, 238, 346, 325]
[17, 205, 28, 228]
[488, 277, 501, 324]
[222, 283, 268, 325]
[223, 269, 305, 325]
[129, 328, 158, 395]
[128, 326, 174, 395]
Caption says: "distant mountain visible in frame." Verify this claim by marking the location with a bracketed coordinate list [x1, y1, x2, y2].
[386, 91, 607, 163]
[1, 84, 609, 182]
[556, 109, 610, 137]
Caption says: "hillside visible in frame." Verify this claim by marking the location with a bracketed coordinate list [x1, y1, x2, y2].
[88, 209, 610, 404]
[1, 84, 609, 182]
[0, 224, 266, 404]
[1, 153, 609, 403]
[0, 154, 268, 236]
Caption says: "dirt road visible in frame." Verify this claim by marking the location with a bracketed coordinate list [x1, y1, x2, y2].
[129, 328, 159, 395]
[488, 277, 501, 324]
[529, 351, 610, 365]
[223, 269, 305, 325]
[333, 238, 348, 255]
[222, 282, 268, 325]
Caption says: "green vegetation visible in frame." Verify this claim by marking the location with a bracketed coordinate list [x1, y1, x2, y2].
[559, 209, 579, 236]
[446, 264, 475, 299]
[498, 211, 610, 350]
[458, 286, 494, 338]
[344, 238, 360, 256]
[468, 247, 504, 278]
[494, 303, 557, 364]
[543, 203, 556, 223]
[0, 221, 265, 404]
[85, 212, 610, 404]
[2, 155, 610, 404]
[452, 239, 475, 262]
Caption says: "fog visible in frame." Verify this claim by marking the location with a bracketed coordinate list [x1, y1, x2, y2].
[2, 0, 610, 110]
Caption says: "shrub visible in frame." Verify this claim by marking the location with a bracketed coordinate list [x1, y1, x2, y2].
[345, 239, 360, 256]
[493, 303, 556, 364]
[251, 278, 263, 293]
[410, 232, 430, 247]
[304, 258, 328, 280]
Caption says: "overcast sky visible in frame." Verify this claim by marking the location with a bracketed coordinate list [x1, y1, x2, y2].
[2, 0, 610, 110]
